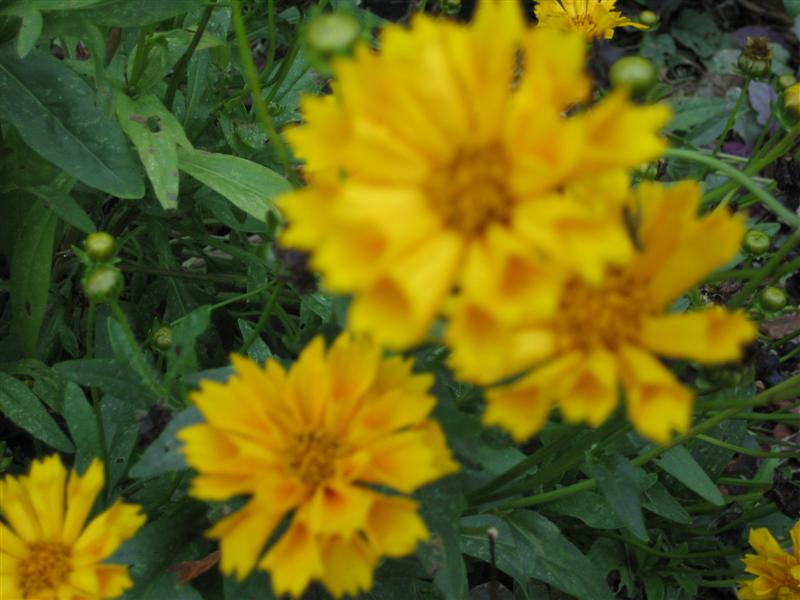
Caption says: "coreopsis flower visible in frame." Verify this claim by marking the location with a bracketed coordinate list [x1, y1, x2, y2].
[178, 334, 458, 598]
[446, 181, 756, 443]
[280, 0, 670, 348]
[535, 0, 647, 40]
[739, 521, 800, 599]
[0, 455, 145, 599]
[785, 82, 800, 116]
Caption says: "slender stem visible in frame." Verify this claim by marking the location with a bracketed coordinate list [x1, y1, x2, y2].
[239, 282, 283, 354]
[164, 5, 215, 110]
[128, 26, 153, 91]
[729, 229, 800, 308]
[85, 301, 96, 359]
[695, 434, 800, 458]
[665, 148, 800, 228]
[600, 533, 743, 559]
[713, 80, 750, 155]
[265, 0, 277, 76]
[230, 0, 291, 173]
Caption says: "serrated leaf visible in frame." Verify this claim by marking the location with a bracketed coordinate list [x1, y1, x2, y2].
[117, 93, 190, 209]
[0, 372, 74, 452]
[63, 382, 102, 470]
[177, 147, 291, 221]
[585, 453, 649, 541]
[10, 196, 58, 357]
[129, 407, 201, 479]
[654, 444, 725, 506]
[0, 45, 143, 197]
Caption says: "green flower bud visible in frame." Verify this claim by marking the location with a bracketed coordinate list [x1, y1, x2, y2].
[639, 10, 659, 28]
[777, 73, 797, 90]
[759, 286, 788, 312]
[306, 13, 361, 56]
[742, 229, 771, 255]
[150, 325, 173, 351]
[609, 56, 658, 97]
[83, 265, 123, 303]
[84, 231, 117, 262]
[738, 37, 772, 80]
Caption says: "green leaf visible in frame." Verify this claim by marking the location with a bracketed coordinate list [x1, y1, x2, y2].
[27, 186, 95, 234]
[416, 478, 468, 600]
[546, 491, 625, 530]
[654, 445, 725, 506]
[0, 45, 143, 197]
[62, 382, 102, 471]
[165, 305, 210, 390]
[53, 358, 156, 409]
[177, 147, 291, 221]
[129, 407, 201, 479]
[41, 0, 205, 26]
[116, 93, 191, 209]
[223, 573, 277, 600]
[585, 453, 649, 541]
[787, 0, 800, 19]
[101, 395, 138, 490]
[15, 7, 43, 58]
[506, 511, 615, 600]
[238, 319, 272, 363]
[10, 196, 58, 357]
[107, 317, 163, 392]
[642, 481, 692, 525]
[0, 372, 74, 452]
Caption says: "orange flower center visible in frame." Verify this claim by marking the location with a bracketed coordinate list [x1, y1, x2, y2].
[559, 271, 649, 351]
[19, 541, 71, 597]
[286, 430, 342, 487]
[425, 145, 513, 237]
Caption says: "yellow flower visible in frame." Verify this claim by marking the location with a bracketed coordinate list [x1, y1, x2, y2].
[280, 0, 670, 348]
[178, 334, 458, 598]
[0, 455, 145, 600]
[446, 181, 756, 443]
[785, 82, 800, 116]
[738, 521, 800, 599]
[535, 0, 647, 40]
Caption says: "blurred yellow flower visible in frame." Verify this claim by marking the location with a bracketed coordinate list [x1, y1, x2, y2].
[785, 82, 800, 116]
[179, 334, 457, 598]
[739, 522, 800, 599]
[280, 0, 670, 348]
[447, 181, 755, 443]
[535, 0, 646, 40]
[0, 455, 145, 600]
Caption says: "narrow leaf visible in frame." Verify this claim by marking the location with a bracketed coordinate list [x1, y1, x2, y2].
[178, 147, 290, 221]
[654, 444, 725, 506]
[585, 453, 649, 541]
[0, 372, 74, 452]
[63, 382, 102, 470]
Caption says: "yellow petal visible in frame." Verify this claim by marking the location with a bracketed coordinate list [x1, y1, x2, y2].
[365, 495, 428, 557]
[286, 94, 349, 174]
[347, 388, 435, 446]
[0, 524, 28, 558]
[260, 521, 323, 598]
[0, 475, 42, 543]
[618, 344, 693, 444]
[792, 520, 800, 562]
[61, 459, 104, 545]
[319, 534, 376, 598]
[349, 231, 463, 348]
[307, 482, 373, 536]
[640, 307, 756, 364]
[24, 455, 67, 541]
[286, 336, 331, 426]
[519, 27, 590, 106]
[749, 528, 787, 559]
[73, 501, 145, 563]
[208, 499, 285, 579]
[358, 429, 450, 493]
[95, 564, 134, 598]
[558, 349, 620, 427]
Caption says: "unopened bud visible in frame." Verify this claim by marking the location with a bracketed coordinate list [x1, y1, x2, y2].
[150, 325, 173, 351]
[610, 56, 658, 97]
[785, 83, 800, 116]
[83, 265, 123, 303]
[639, 10, 659, 28]
[742, 229, 771, 255]
[84, 231, 117, 262]
[738, 37, 772, 80]
[306, 13, 361, 56]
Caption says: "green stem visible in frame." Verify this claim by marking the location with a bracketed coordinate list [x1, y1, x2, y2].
[83, 300, 110, 505]
[230, 0, 291, 174]
[128, 26, 153, 91]
[239, 282, 283, 354]
[729, 229, 800, 308]
[713, 80, 750, 155]
[265, 0, 277, 76]
[695, 434, 800, 458]
[164, 5, 215, 110]
[85, 301, 96, 359]
[664, 148, 800, 228]
[493, 373, 800, 511]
